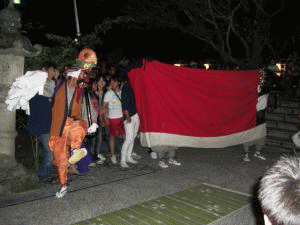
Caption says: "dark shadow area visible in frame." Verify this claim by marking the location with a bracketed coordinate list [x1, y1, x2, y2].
[15, 110, 36, 172]
[250, 177, 265, 225]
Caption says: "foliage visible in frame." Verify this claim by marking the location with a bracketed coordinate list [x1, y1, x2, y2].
[24, 32, 103, 72]
[95, 16, 134, 34]
[117, 0, 289, 69]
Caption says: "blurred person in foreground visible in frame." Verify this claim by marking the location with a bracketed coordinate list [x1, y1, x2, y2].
[259, 155, 300, 225]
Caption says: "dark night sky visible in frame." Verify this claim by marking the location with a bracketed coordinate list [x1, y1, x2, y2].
[8, 0, 204, 62]
[3, 0, 299, 62]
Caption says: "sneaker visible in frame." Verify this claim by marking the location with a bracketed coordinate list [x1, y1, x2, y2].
[88, 162, 96, 167]
[56, 186, 68, 198]
[97, 154, 106, 160]
[111, 155, 117, 164]
[158, 160, 169, 168]
[169, 158, 181, 166]
[254, 151, 266, 160]
[96, 159, 105, 165]
[243, 153, 251, 162]
[127, 157, 138, 164]
[120, 161, 129, 168]
[96, 154, 106, 164]
[132, 152, 141, 160]
[69, 148, 87, 164]
[150, 152, 158, 159]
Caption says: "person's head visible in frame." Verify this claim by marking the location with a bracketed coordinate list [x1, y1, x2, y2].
[110, 74, 122, 91]
[258, 155, 300, 225]
[98, 76, 106, 90]
[41, 62, 59, 80]
[108, 65, 117, 75]
[92, 75, 106, 92]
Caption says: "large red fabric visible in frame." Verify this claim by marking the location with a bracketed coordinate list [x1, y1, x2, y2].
[128, 60, 259, 138]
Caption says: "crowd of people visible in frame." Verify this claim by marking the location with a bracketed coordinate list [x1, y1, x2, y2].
[10, 52, 181, 198]
[6, 51, 300, 222]
[46, 56, 143, 197]
[262, 52, 300, 103]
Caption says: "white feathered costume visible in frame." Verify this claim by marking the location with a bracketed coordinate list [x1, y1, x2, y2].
[5, 71, 48, 115]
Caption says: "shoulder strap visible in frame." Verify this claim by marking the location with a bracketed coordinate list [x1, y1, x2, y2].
[58, 82, 69, 137]
[112, 89, 122, 104]
[84, 88, 92, 127]
[67, 87, 77, 117]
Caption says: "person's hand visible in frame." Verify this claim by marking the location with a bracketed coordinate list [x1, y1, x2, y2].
[104, 118, 109, 126]
[126, 115, 132, 123]
[123, 111, 131, 123]
[99, 108, 106, 116]
[88, 123, 98, 134]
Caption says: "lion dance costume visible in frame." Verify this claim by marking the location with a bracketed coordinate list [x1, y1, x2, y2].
[49, 49, 98, 198]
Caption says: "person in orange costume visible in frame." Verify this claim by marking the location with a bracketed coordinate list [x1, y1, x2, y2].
[49, 49, 98, 198]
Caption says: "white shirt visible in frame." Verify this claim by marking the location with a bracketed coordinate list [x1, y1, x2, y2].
[103, 89, 122, 119]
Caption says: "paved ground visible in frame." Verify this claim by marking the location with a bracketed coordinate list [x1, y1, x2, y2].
[0, 140, 292, 225]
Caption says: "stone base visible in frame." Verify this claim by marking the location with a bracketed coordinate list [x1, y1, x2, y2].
[0, 153, 35, 197]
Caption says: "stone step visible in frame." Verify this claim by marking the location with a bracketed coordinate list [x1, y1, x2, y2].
[267, 126, 297, 135]
[273, 107, 300, 115]
[265, 113, 300, 123]
[262, 145, 295, 153]
[265, 135, 293, 144]
[263, 97, 299, 153]
[278, 100, 300, 108]
[265, 136, 294, 150]
[267, 128, 293, 140]
[266, 120, 299, 132]
[267, 108, 300, 117]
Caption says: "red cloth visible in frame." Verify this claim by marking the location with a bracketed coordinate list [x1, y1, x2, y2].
[128, 60, 259, 138]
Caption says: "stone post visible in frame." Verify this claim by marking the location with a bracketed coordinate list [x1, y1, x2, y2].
[0, 55, 24, 156]
[0, 2, 42, 196]
[0, 3, 41, 158]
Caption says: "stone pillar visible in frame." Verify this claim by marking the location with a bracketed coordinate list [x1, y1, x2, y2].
[0, 55, 24, 156]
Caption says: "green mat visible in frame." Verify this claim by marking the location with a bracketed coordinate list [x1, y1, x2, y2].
[75, 183, 250, 225]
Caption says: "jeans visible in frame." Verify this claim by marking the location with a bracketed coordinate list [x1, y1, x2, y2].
[37, 133, 54, 182]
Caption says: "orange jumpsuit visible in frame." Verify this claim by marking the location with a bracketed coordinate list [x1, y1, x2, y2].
[49, 81, 88, 186]
[49, 118, 87, 186]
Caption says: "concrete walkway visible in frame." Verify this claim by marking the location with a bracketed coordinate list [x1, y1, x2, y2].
[0, 141, 290, 225]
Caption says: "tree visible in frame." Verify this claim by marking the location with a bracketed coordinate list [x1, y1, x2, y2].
[119, 0, 288, 69]
[25, 32, 103, 72]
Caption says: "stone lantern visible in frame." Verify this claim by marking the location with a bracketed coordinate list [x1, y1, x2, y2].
[0, 2, 41, 162]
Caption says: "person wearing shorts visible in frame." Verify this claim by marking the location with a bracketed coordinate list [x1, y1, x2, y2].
[103, 75, 124, 164]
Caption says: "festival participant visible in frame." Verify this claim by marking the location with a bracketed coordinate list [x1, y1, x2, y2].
[28, 63, 60, 183]
[103, 74, 124, 164]
[87, 75, 108, 164]
[6, 62, 60, 183]
[48, 49, 98, 198]
[151, 146, 181, 169]
[259, 155, 300, 225]
[120, 71, 140, 168]
[243, 70, 267, 162]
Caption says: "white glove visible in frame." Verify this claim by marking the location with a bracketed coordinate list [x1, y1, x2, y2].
[88, 123, 99, 134]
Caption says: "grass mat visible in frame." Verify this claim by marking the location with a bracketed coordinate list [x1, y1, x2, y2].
[75, 183, 250, 225]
